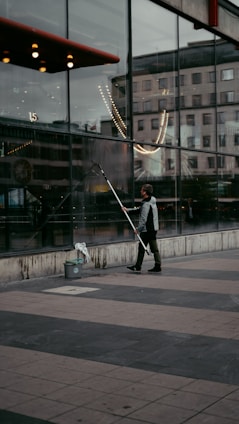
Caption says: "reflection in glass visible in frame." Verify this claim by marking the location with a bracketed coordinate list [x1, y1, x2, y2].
[0, 0, 66, 35]
[216, 40, 239, 154]
[179, 18, 215, 149]
[181, 151, 218, 233]
[217, 154, 239, 229]
[131, 1, 178, 235]
[72, 135, 133, 245]
[0, 0, 68, 128]
[132, 1, 177, 148]
[0, 130, 71, 252]
[135, 147, 179, 235]
[69, 0, 128, 138]
[0, 59, 68, 128]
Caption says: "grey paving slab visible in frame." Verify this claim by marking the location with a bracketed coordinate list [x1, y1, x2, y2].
[128, 401, 196, 424]
[204, 398, 239, 421]
[0, 388, 35, 410]
[49, 406, 121, 424]
[184, 414, 238, 424]
[181, 379, 238, 397]
[157, 390, 219, 412]
[115, 382, 173, 402]
[3, 375, 65, 396]
[7, 397, 74, 421]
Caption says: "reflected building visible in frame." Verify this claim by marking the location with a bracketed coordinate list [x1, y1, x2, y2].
[110, 38, 239, 233]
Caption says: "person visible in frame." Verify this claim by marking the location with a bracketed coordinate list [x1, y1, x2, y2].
[122, 183, 161, 272]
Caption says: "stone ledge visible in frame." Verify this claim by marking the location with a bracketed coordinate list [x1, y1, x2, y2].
[1, 229, 239, 283]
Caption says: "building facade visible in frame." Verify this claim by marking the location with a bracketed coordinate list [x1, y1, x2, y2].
[0, 0, 239, 262]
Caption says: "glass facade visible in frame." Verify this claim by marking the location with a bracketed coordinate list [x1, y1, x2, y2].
[0, 0, 239, 255]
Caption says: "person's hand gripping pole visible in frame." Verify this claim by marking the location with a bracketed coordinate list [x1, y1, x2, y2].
[95, 163, 150, 255]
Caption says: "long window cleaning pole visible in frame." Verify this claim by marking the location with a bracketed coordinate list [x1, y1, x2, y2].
[96, 163, 150, 255]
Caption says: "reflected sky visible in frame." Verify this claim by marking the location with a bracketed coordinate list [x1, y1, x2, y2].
[132, 0, 216, 56]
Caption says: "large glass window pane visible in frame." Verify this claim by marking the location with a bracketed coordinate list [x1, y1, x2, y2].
[218, 155, 239, 229]
[131, 1, 178, 237]
[71, 135, 133, 245]
[133, 146, 179, 236]
[0, 65, 68, 129]
[68, 0, 128, 138]
[0, 0, 66, 34]
[0, 128, 71, 252]
[179, 19, 215, 149]
[216, 40, 239, 154]
[181, 150, 217, 233]
[0, 0, 68, 129]
[132, 1, 177, 148]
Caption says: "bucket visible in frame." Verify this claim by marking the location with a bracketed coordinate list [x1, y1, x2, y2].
[64, 258, 84, 279]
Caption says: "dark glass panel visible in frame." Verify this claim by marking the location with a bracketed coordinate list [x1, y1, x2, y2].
[181, 151, 217, 233]
[0, 127, 71, 252]
[71, 134, 133, 245]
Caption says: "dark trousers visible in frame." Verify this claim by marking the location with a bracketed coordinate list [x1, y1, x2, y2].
[135, 231, 161, 269]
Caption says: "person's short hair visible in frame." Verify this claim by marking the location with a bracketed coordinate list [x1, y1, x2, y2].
[142, 184, 153, 195]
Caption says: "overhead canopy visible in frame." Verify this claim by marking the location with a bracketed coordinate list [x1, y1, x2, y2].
[0, 16, 120, 73]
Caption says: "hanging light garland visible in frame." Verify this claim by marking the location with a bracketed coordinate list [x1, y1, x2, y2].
[98, 84, 126, 139]
[6, 140, 32, 156]
[99, 83, 168, 154]
[134, 109, 168, 155]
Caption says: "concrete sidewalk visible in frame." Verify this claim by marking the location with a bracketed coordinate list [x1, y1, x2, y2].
[0, 249, 239, 423]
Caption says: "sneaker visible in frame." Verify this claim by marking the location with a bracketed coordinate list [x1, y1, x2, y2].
[148, 265, 161, 272]
[127, 265, 141, 272]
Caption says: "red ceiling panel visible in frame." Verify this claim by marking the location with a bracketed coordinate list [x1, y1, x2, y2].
[0, 16, 120, 73]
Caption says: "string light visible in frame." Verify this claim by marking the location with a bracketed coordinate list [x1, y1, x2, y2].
[2, 50, 10, 63]
[99, 83, 169, 154]
[98, 84, 126, 138]
[105, 85, 126, 131]
[32, 43, 39, 59]
[39, 60, 46, 72]
[7, 140, 32, 156]
[67, 54, 74, 68]
[134, 110, 169, 154]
